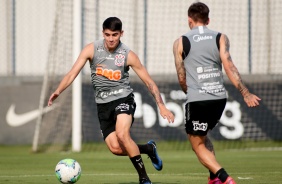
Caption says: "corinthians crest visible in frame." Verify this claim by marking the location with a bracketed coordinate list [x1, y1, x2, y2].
[115, 54, 125, 66]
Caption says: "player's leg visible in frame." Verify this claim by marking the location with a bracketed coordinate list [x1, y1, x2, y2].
[188, 134, 222, 173]
[105, 132, 127, 155]
[189, 134, 235, 183]
[104, 127, 163, 172]
[205, 137, 221, 184]
[98, 94, 134, 156]
[115, 113, 139, 156]
[207, 99, 236, 184]
[116, 113, 151, 184]
[185, 99, 236, 184]
[98, 107, 127, 155]
[185, 101, 221, 172]
[204, 139, 236, 184]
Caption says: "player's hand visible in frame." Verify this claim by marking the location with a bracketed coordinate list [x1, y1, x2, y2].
[244, 93, 261, 107]
[48, 92, 60, 106]
[159, 105, 175, 123]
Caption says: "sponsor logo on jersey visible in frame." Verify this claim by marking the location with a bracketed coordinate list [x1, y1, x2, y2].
[193, 35, 213, 42]
[106, 54, 114, 60]
[116, 48, 127, 54]
[198, 72, 221, 80]
[96, 68, 121, 80]
[115, 54, 125, 66]
[197, 67, 204, 73]
[99, 89, 124, 99]
[97, 45, 104, 52]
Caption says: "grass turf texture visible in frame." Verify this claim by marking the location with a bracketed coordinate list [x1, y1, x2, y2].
[0, 144, 281, 184]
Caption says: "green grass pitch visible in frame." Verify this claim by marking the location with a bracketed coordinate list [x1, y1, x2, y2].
[0, 145, 281, 184]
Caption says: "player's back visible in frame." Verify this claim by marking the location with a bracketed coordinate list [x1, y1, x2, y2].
[182, 26, 227, 103]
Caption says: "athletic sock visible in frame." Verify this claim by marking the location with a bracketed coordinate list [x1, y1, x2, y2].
[209, 170, 217, 180]
[130, 155, 149, 179]
[216, 168, 229, 183]
[137, 144, 153, 154]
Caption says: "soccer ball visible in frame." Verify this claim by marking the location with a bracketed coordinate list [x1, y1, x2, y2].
[55, 158, 82, 184]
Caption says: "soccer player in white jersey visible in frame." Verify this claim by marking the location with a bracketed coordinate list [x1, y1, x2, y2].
[173, 2, 260, 184]
[48, 17, 174, 184]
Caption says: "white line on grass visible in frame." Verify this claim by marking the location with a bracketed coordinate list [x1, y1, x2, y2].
[238, 177, 253, 180]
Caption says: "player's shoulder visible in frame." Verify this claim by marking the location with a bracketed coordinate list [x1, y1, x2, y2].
[127, 50, 138, 60]
[126, 50, 142, 67]
[80, 42, 95, 61]
[172, 36, 184, 57]
[92, 39, 104, 50]
[116, 42, 131, 54]
[173, 36, 183, 47]
[218, 33, 229, 43]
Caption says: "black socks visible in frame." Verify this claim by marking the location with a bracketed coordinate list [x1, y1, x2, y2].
[137, 144, 153, 154]
[130, 155, 148, 179]
[209, 170, 217, 180]
[216, 168, 229, 183]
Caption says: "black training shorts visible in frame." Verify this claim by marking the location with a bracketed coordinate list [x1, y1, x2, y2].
[185, 98, 227, 136]
[97, 93, 136, 140]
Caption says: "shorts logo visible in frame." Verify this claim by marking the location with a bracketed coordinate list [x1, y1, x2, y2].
[192, 120, 208, 131]
[115, 54, 125, 66]
[116, 103, 129, 112]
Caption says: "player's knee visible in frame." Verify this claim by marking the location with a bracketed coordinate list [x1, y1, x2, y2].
[108, 144, 123, 155]
[116, 131, 129, 144]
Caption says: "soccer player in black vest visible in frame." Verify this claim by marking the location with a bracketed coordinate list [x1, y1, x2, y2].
[173, 2, 260, 184]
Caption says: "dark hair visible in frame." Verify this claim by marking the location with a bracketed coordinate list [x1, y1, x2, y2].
[102, 17, 122, 31]
[188, 2, 209, 24]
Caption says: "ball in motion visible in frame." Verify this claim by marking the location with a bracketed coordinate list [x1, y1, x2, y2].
[55, 158, 82, 184]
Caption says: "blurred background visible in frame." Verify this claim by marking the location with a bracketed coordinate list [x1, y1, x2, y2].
[0, 0, 281, 152]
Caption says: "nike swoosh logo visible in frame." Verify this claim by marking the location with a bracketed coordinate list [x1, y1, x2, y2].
[136, 158, 141, 162]
[6, 104, 58, 127]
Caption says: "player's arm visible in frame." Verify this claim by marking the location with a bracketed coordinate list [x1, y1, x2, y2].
[219, 34, 261, 107]
[173, 37, 187, 94]
[48, 43, 94, 106]
[127, 51, 174, 123]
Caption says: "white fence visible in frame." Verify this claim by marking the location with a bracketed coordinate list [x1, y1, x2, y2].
[0, 0, 281, 76]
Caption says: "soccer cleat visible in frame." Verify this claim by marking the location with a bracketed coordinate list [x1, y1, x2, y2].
[147, 140, 163, 171]
[222, 176, 236, 184]
[208, 177, 221, 184]
[139, 178, 152, 184]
